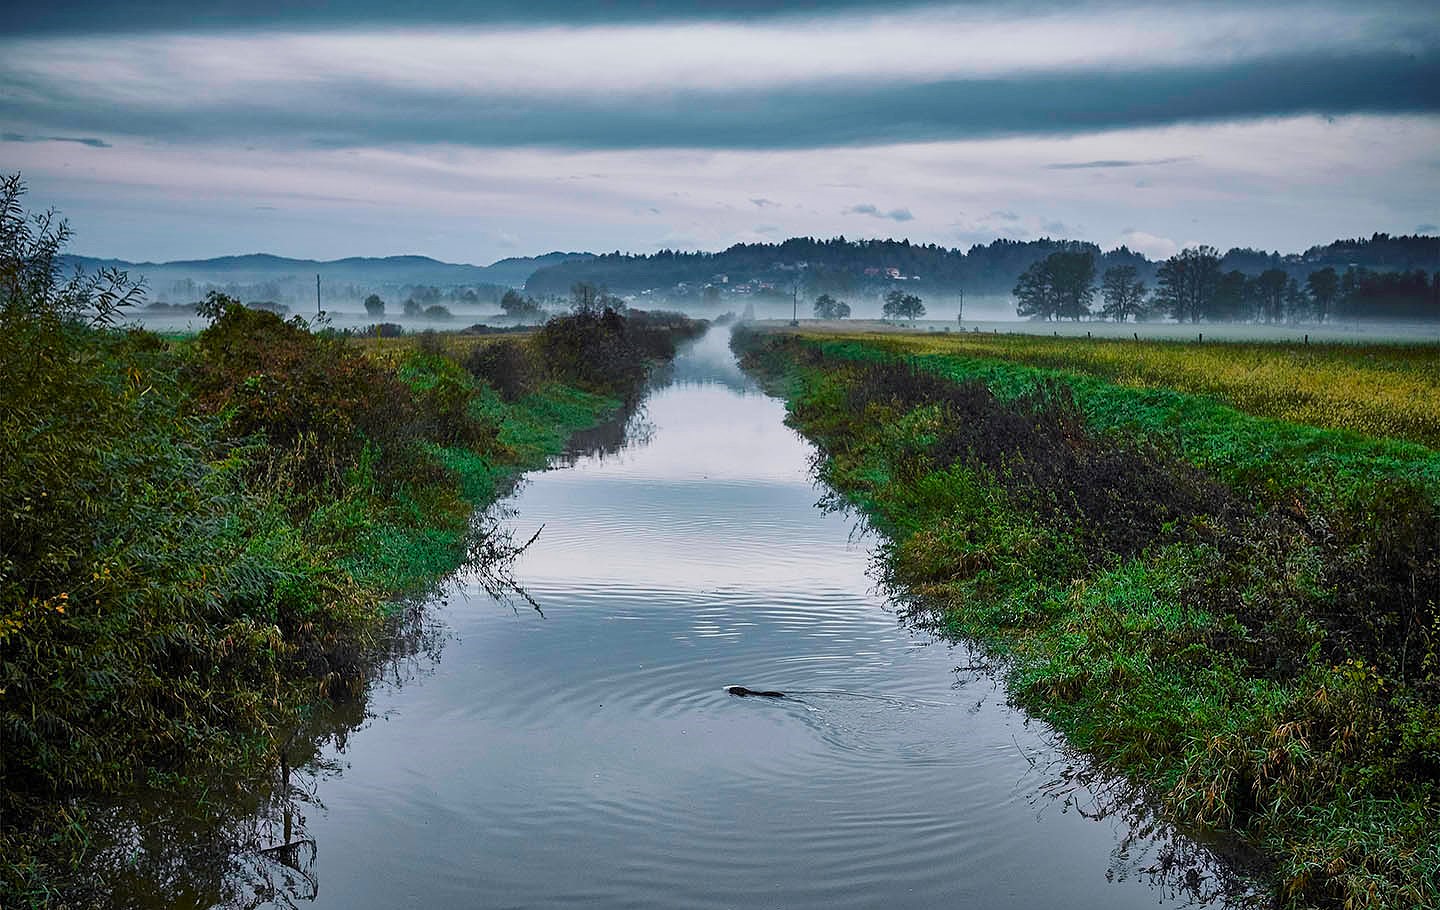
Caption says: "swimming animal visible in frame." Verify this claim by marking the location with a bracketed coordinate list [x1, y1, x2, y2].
[724, 685, 786, 698]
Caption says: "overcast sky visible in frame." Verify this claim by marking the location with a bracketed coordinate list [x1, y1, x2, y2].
[2, 0, 1437, 263]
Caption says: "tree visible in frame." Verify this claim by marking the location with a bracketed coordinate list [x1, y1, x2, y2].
[1014, 260, 1059, 320]
[570, 281, 598, 315]
[1049, 251, 1096, 321]
[0, 173, 143, 328]
[403, 297, 423, 317]
[1210, 270, 1249, 321]
[882, 289, 925, 320]
[500, 288, 540, 318]
[813, 293, 852, 319]
[1100, 265, 1147, 322]
[1307, 267, 1339, 323]
[1155, 246, 1222, 322]
[363, 293, 385, 317]
[1282, 278, 1308, 324]
[1014, 250, 1094, 321]
[1254, 269, 1287, 324]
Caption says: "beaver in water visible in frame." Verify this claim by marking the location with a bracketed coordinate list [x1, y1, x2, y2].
[724, 685, 785, 698]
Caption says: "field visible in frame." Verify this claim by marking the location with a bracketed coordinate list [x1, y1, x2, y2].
[734, 326, 1440, 910]
[776, 324, 1440, 448]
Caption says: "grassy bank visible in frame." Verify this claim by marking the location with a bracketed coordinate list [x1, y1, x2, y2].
[733, 327, 1439, 909]
[786, 328, 1440, 449]
[0, 183, 705, 904]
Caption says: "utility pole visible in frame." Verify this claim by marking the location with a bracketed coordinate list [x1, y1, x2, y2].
[790, 279, 799, 326]
[957, 288, 965, 326]
[316, 274, 321, 320]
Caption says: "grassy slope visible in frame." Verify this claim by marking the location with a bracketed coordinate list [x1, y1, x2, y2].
[736, 329, 1440, 910]
[0, 324, 624, 905]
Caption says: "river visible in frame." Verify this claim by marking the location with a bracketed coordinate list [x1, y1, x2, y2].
[228, 329, 1244, 909]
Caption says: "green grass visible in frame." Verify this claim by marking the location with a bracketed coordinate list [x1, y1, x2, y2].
[735, 328, 1440, 910]
[796, 328, 1440, 449]
[0, 315, 644, 906]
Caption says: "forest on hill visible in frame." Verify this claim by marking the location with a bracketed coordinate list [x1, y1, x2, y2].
[524, 233, 1440, 322]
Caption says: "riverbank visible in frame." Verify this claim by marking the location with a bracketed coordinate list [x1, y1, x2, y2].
[732, 326, 1439, 909]
[0, 283, 704, 904]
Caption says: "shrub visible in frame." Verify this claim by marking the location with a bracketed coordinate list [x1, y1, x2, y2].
[464, 337, 539, 402]
[396, 351, 498, 448]
[189, 298, 425, 494]
[534, 308, 706, 397]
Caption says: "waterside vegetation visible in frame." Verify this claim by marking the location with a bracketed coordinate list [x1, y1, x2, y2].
[733, 326, 1440, 909]
[0, 176, 705, 906]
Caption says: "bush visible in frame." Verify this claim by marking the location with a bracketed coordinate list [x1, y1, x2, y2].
[189, 298, 426, 494]
[396, 351, 498, 448]
[534, 308, 648, 395]
[464, 337, 539, 402]
[534, 308, 706, 397]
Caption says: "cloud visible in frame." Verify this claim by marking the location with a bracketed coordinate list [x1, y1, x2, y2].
[1417, 223, 1439, 233]
[6, 51, 1436, 151]
[5, 106, 1435, 267]
[1, 3, 1437, 152]
[948, 210, 1077, 244]
[1113, 230, 1179, 259]
[750, 197, 779, 208]
[16, 4, 1422, 97]
[846, 203, 914, 221]
[1045, 156, 1191, 169]
[2, 132, 110, 148]
[7, 0, 921, 35]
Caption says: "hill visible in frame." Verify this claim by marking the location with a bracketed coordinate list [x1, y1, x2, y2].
[62, 250, 595, 299]
[523, 233, 1440, 305]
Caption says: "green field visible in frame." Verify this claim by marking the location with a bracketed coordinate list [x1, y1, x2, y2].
[784, 327, 1440, 448]
[734, 326, 1440, 910]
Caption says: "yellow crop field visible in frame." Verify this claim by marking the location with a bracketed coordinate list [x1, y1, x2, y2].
[797, 328, 1440, 449]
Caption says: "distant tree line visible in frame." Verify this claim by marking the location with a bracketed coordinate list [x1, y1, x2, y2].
[1014, 246, 1440, 323]
[523, 232, 1440, 322]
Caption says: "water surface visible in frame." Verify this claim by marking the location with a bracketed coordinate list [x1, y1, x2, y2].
[243, 331, 1244, 908]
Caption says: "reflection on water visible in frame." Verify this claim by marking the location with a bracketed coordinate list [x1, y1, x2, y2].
[109, 330, 1259, 908]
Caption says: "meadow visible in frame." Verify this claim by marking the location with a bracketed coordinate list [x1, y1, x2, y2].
[794, 327, 1440, 449]
[734, 326, 1440, 910]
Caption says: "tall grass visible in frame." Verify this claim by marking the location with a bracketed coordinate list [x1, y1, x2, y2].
[804, 330, 1440, 449]
[735, 328, 1440, 909]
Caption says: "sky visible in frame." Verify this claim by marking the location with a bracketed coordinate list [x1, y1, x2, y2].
[2, 0, 1438, 264]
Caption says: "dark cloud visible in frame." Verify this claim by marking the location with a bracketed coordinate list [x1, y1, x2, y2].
[4, 0, 949, 34]
[847, 204, 914, 222]
[1, 131, 110, 148]
[4, 50, 1438, 151]
[750, 197, 779, 208]
[1046, 156, 1192, 169]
